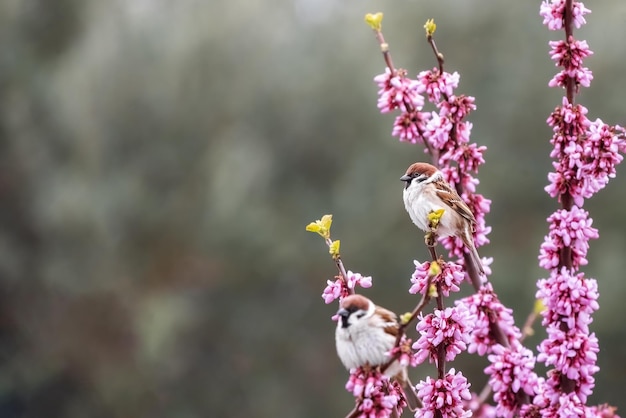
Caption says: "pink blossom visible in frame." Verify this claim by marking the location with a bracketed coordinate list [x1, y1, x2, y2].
[322, 277, 344, 304]
[540, 0, 590, 30]
[408, 260, 465, 297]
[538, 207, 598, 270]
[415, 369, 472, 418]
[548, 37, 594, 89]
[439, 165, 460, 189]
[439, 95, 476, 121]
[549, 38, 593, 69]
[346, 368, 406, 418]
[533, 380, 594, 418]
[392, 110, 431, 144]
[388, 336, 418, 368]
[549, 67, 593, 88]
[322, 271, 372, 304]
[375, 68, 424, 113]
[589, 404, 620, 417]
[547, 99, 589, 136]
[537, 326, 599, 392]
[458, 284, 522, 355]
[580, 119, 625, 195]
[413, 305, 474, 364]
[417, 69, 460, 103]
[485, 344, 539, 417]
[536, 267, 599, 333]
[345, 270, 373, 290]
[439, 142, 486, 175]
[423, 112, 453, 150]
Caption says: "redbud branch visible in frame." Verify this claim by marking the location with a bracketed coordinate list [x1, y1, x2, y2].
[476, 383, 493, 409]
[426, 35, 445, 75]
[345, 404, 360, 418]
[558, 0, 575, 273]
[554, 0, 577, 396]
[371, 29, 397, 76]
[520, 308, 539, 343]
[324, 237, 354, 295]
[564, 0, 575, 106]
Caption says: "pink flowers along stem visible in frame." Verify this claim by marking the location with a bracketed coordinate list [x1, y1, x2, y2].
[537, 0, 625, 416]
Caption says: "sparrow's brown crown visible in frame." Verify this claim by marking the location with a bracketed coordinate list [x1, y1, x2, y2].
[339, 294, 371, 312]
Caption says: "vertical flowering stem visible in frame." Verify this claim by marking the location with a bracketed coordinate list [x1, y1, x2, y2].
[537, 0, 625, 414]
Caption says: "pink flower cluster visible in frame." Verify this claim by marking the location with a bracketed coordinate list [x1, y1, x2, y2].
[538, 207, 598, 270]
[545, 99, 625, 206]
[413, 305, 474, 364]
[485, 344, 539, 418]
[388, 336, 419, 368]
[536, 267, 599, 332]
[457, 284, 522, 356]
[415, 368, 472, 418]
[408, 260, 465, 297]
[540, 0, 590, 31]
[321, 270, 372, 304]
[345, 368, 406, 418]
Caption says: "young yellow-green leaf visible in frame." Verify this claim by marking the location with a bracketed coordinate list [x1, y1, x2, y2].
[428, 260, 441, 277]
[534, 299, 546, 315]
[364, 12, 383, 31]
[329, 240, 341, 259]
[427, 208, 445, 229]
[424, 18, 436, 37]
[428, 283, 439, 298]
[305, 222, 322, 234]
[399, 312, 412, 325]
[305, 214, 333, 239]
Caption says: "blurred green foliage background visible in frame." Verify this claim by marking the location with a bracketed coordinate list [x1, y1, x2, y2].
[1, 0, 625, 417]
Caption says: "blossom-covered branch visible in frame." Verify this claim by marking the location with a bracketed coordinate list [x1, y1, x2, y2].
[534, 1, 625, 415]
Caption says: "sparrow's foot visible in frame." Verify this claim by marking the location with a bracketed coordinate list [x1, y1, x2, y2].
[424, 232, 437, 247]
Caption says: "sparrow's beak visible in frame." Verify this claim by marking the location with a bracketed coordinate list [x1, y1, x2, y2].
[400, 174, 411, 182]
[337, 308, 350, 328]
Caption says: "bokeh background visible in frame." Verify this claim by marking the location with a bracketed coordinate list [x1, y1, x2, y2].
[1, 0, 625, 417]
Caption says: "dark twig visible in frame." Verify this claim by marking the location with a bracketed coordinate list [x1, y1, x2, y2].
[324, 237, 353, 295]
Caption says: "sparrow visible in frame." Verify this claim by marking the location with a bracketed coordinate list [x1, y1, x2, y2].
[335, 294, 419, 410]
[400, 162, 484, 274]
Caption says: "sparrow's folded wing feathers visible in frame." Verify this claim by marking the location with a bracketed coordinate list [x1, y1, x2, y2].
[434, 181, 477, 227]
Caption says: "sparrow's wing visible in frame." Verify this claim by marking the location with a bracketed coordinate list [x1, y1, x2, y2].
[374, 306, 400, 336]
[434, 181, 477, 227]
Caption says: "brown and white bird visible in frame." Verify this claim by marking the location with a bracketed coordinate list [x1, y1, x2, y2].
[400, 162, 484, 274]
[335, 294, 419, 409]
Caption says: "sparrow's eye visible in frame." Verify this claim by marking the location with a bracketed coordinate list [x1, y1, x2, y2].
[356, 312, 365, 319]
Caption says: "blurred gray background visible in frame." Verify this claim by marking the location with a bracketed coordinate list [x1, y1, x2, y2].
[1, 0, 625, 417]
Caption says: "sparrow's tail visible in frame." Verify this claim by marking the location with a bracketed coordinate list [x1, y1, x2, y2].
[468, 242, 484, 275]
[462, 229, 484, 275]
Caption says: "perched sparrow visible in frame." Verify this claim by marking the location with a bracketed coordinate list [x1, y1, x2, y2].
[401, 162, 484, 274]
[335, 294, 419, 409]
